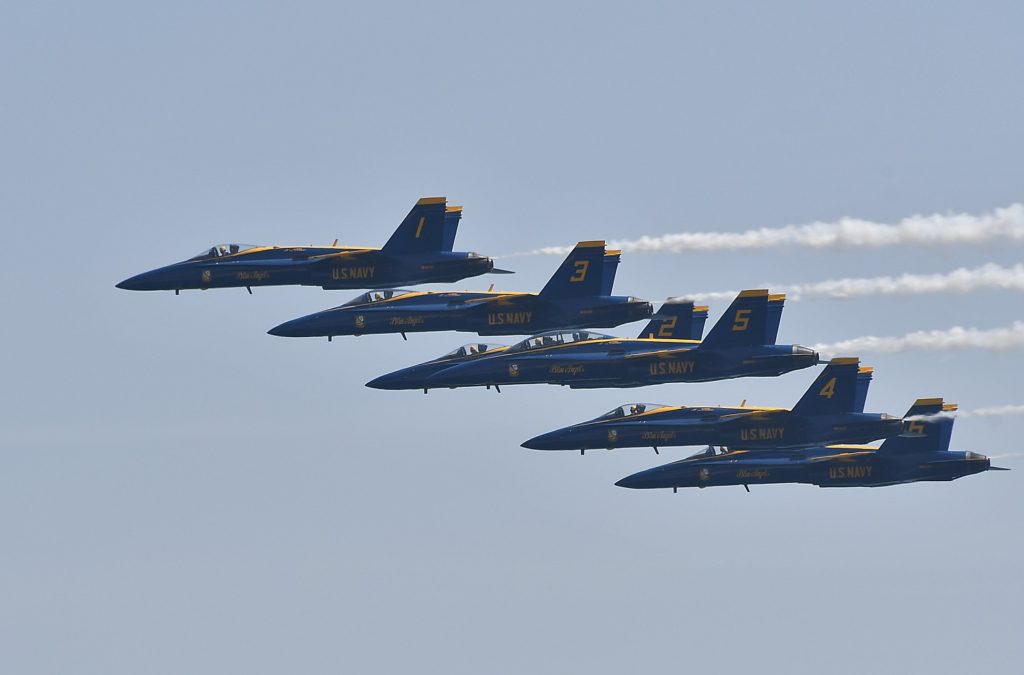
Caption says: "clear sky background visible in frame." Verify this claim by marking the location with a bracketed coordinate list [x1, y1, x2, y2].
[2, 2, 1022, 673]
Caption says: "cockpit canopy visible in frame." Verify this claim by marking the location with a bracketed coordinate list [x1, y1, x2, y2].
[506, 330, 612, 353]
[343, 289, 414, 306]
[685, 446, 725, 459]
[441, 343, 505, 359]
[597, 403, 672, 420]
[189, 244, 260, 260]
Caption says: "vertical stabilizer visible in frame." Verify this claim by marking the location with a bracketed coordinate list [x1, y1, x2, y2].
[792, 358, 862, 415]
[381, 197, 450, 254]
[538, 241, 609, 298]
[637, 300, 708, 340]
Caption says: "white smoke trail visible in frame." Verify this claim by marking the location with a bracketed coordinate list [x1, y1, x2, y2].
[904, 406, 1024, 423]
[963, 404, 1024, 417]
[812, 321, 1024, 356]
[685, 263, 1024, 303]
[508, 203, 1024, 256]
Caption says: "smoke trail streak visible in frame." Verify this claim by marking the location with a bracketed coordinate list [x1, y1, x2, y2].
[684, 263, 1024, 303]
[507, 203, 1024, 256]
[811, 322, 1024, 355]
[904, 406, 1024, 423]
[962, 404, 1024, 417]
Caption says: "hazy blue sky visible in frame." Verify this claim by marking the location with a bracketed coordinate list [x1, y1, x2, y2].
[2, 2, 1022, 673]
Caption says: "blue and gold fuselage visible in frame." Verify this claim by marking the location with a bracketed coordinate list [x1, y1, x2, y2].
[521, 406, 904, 451]
[407, 338, 818, 389]
[616, 446, 996, 490]
[117, 246, 497, 292]
[269, 291, 653, 338]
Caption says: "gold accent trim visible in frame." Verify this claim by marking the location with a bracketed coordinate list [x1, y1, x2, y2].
[914, 397, 944, 406]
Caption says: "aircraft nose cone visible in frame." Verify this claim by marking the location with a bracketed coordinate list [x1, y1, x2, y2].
[366, 372, 403, 390]
[615, 474, 643, 489]
[116, 271, 153, 290]
[521, 430, 566, 451]
[615, 465, 686, 489]
[268, 317, 309, 338]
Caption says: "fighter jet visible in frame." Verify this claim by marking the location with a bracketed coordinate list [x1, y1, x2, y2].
[522, 358, 904, 452]
[417, 289, 818, 389]
[116, 197, 509, 293]
[615, 399, 1009, 491]
[365, 298, 709, 390]
[268, 241, 652, 339]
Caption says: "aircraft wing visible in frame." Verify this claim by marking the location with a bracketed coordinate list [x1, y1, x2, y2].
[456, 293, 540, 310]
[208, 258, 315, 268]
[623, 345, 700, 359]
[441, 294, 509, 308]
[805, 450, 876, 463]
[304, 249, 375, 263]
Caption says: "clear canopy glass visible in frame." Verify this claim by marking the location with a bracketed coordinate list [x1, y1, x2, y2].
[685, 446, 721, 459]
[506, 330, 612, 353]
[342, 289, 414, 306]
[189, 244, 260, 260]
[441, 343, 506, 359]
[598, 403, 671, 420]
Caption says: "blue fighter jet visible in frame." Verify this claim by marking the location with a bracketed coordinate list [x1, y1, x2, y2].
[365, 298, 709, 390]
[116, 197, 510, 293]
[615, 399, 1009, 491]
[414, 289, 818, 389]
[268, 241, 652, 339]
[522, 358, 904, 452]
